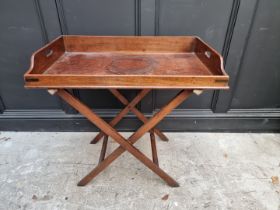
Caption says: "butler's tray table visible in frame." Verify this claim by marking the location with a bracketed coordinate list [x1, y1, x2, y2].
[24, 36, 229, 187]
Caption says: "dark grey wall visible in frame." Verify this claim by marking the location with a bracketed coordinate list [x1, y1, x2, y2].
[0, 0, 279, 132]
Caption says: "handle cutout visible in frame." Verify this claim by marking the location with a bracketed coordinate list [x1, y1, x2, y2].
[45, 49, 53, 57]
[205, 51, 211, 58]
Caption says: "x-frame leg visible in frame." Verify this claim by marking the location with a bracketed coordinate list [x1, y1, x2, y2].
[98, 130, 159, 166]
[54, 89, 193, 187]
[97, 89, 152, 163]
[91, 89, 168, 144]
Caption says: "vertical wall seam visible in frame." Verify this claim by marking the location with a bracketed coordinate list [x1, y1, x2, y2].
[211, 0, 241, 113]
[154, 0, 160, 36]
[225, 0, 260, 109]
[54, 0, 69, 35]
[0, 96, 5, 113]
[222, 0, 241, 63]
[33, 0, 49, 44]
[135, 0, 141, 35]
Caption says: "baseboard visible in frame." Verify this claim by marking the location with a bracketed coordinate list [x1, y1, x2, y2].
[0, 109, 279, 132]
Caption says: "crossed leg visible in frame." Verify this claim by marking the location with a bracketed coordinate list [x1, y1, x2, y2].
[91, 89, 168, 144]
[96, 89, 167, 165]
[94, 89, 151, 162]
[55, 89, 193, 187]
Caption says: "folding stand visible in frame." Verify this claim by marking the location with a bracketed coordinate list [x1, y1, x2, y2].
[91, 89, 168, 166]
[51, 89, 195, 187]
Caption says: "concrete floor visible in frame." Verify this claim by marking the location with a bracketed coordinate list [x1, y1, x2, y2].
[0, 132, 279, 210]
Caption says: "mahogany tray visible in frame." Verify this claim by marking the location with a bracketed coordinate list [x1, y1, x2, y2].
[24, 36, 229, 89]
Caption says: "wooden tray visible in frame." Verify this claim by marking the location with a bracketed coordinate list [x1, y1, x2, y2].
[24, 36, 229, 89]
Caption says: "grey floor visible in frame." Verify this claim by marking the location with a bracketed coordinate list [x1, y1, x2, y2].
[0, 132, 279, 210]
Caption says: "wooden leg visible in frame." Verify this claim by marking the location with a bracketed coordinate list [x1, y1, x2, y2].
[90, 89, 151, 144]
[109, 89, 169, 142]
[150, 130, 159, 166]
[56, 89, 193, 187]
[57, 89, 187, 187]
[98, 135, 108, 164]
[77, 90, 192, 187]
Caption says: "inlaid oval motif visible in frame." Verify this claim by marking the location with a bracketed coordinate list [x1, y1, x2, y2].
[107, 56, 155, 75]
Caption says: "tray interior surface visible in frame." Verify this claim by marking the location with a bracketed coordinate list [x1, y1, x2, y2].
[25, 36, 229, 89]
[44, 52, 213, 76]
